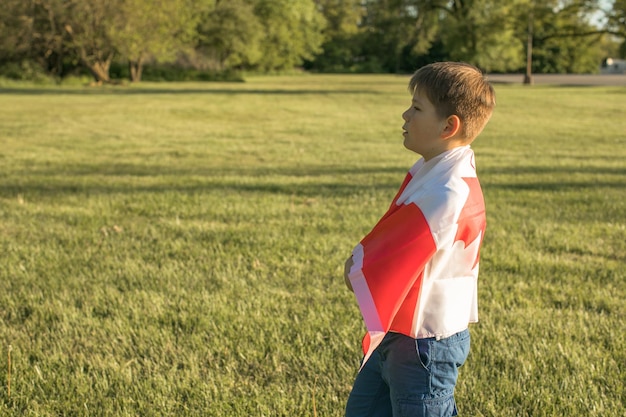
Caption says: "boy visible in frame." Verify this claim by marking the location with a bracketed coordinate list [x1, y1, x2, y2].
[344, 62, 495, 417]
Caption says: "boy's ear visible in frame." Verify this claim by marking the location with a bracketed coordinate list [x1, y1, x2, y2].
[440, 115, 462, 140]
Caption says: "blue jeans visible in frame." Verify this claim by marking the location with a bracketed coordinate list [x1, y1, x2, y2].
[345, 329, 470, 417]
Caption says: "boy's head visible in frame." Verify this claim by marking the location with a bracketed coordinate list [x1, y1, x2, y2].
[408, 62, 495, 142]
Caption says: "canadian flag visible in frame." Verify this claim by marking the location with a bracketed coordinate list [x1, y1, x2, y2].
[348, 146, 485, 367]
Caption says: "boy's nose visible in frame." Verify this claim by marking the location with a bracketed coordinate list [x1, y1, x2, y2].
[402, 109, 409, 121]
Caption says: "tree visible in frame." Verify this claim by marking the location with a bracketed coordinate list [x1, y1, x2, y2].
[196, 0, 263, 71]
[111, 0, 205, 82]
[61, 0, 122, 83]
[0, 1, 34, 64]
[253, 0, 326, 71]
[436, 0, 525, 73]
[0, 0, 121, 82]
[607, 0, 626, 56]
[609, 0, 626, 34]
[514, 0, 609, 75]
[307, 0, 365, 72]
[0, 0, 76, 78]
[194, 0, 326, 72]
[356, 0, 441, 73]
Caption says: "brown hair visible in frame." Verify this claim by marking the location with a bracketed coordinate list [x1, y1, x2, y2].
[409, 62, 496, 141]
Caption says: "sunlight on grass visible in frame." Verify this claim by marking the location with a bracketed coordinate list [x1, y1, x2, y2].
[0, 76, 624, 416]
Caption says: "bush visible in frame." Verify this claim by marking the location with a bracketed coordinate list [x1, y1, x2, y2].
[59, 74, 96, 86]
[107, 61, 244, 82]
[0, 61, 56, 84]
[140, 64, 244, 82]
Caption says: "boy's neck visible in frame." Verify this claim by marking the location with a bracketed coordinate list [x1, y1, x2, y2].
[421, 143, 471, 162]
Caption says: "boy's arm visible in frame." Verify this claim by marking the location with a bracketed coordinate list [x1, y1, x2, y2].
[344, 256, 354, 292]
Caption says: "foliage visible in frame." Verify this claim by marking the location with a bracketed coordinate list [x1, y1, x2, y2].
[0, 61, 56, 84]
[253, 0, 327, 71]
[111, 0, 205, 82]
[608, 0, 626, 56]
[309, 0, 615, 73]
[516, 0, 609, 73]
[305, 0, 365, 72]
[437, 0, 525, 73]
[0, 0, 624, 79]
[0, 0, 75, 78]
[607, 0, 626, 36]
[0, 1, 35, 64]
[61, 0, 123, 82]
[139, 65, 244, 82]
[355, 0, 441, 73]
[0, 75, 625, 415]
[196, 0, 263, 71]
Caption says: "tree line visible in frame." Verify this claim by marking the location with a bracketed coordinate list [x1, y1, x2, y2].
[1, 0, 624, 83]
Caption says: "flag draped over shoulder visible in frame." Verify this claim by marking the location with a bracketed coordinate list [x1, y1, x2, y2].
[348, 146, 486, 368]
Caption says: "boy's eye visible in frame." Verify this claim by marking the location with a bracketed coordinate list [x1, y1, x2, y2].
[413, 106, 420, 111]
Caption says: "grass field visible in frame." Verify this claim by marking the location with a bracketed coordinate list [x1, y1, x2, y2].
[0, 74, 625, 416]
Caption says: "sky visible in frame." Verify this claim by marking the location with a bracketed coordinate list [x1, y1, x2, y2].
[590, 0, 613, 27]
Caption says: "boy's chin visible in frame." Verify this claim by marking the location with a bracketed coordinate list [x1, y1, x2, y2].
[402, 139, 419, 154]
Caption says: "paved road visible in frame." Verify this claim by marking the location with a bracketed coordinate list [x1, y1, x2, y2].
[485, 73, 626, 86]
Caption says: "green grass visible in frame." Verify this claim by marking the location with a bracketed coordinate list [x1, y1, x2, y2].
[0, 75, 624, 416]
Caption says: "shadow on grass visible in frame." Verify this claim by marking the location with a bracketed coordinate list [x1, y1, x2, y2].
[6, 161, 625, 178]
[480, 165, 626, 176]
[1, 163, 624, 200]
[0, 164, 406, 199]
[0, 180, 398, 200]
[4, 162, 407, 179]
[0, 87, 384, 96]
[485, 181, 625, 191]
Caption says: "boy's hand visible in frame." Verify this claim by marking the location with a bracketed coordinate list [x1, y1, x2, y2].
[344, 256, 354, 292]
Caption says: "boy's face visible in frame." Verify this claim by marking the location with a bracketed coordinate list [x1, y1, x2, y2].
[402, 90, 448, 160]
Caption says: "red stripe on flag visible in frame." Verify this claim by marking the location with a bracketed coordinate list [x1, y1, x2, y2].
[359, 202, 436, 338]
[389, 272, 423, 334]
[361, 332, 371, 355]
